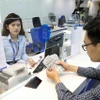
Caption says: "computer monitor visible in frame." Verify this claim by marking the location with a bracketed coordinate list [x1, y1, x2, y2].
[61, 15, 66, 24]
[32, 17, 41, 28]
[33, 33, 64, 73]
[58, 18, 64, 27]
[58, 15, 66, 27]
[45, 33, 64, 59]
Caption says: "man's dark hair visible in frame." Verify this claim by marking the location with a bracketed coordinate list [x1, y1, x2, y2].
[83, 16, 100, 45]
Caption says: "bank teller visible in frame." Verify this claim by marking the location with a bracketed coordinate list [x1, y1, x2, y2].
[2, 13, 35, 66]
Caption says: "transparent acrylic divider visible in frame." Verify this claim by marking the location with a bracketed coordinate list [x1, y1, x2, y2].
[0, 16, 72, 98]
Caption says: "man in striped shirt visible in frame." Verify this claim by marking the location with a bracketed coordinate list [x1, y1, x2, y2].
[46, 17, 100, 100]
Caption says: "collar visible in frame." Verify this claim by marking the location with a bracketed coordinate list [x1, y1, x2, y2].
[8, 34, 22, 42]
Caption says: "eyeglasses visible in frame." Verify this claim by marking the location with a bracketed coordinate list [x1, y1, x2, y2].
[82, 43, 93, 51]
[82, 40, 100, 51]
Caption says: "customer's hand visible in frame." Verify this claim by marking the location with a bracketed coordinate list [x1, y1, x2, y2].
[56, 61, 78, 73]
[46, 67, 61, 84]
[28, 58, 35, 67]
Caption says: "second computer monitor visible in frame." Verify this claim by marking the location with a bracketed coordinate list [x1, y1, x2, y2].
[32, 17, 41, 28]
[58, 15, 66, 27]
[45, 33, 64, 59]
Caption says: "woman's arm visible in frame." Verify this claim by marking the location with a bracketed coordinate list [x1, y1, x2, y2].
[21, 36, 35, 67]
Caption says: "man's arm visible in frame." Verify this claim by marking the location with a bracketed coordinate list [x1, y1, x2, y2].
[77, 67, 100, 80]
[56, 61, 100, 80]
[46, 61, 100, 100]
[56, 82, 100, 100]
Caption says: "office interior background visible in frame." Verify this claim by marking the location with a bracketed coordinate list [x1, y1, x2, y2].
[0, 0, 99, 30]
[0, 0, 100, 98]
[0, 0, 99, 57]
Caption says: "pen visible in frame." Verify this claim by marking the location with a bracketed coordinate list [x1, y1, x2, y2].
[0, 66, 7, 71]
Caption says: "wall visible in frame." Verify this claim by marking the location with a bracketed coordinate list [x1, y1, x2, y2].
[0, 0, 55, 20]
[80, 0, 88, 7]
[0, 0, 88, 30]
[0, 0, 77, 30]
[0, 0, 55, 29]
[54, 0, 75, 19]
[89, 1, 99, 17]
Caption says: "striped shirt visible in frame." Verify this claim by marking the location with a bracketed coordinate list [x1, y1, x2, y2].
[2, 35, 28, 62]
[56, 67, 100, 100]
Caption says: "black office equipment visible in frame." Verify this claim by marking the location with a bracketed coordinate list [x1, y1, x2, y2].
[25, 76, 42, 89]
[58, 18, 64, 27]
[33, 60, 45, 73]
[33, 33, 64, 73]
[75, 0, 84, 8]
[58, 15, 66, 27]
[61, 15, 66, 24]
[32, 17, 41, 28]
[72, 7, 84, 14]
[45, 33, 63, 57]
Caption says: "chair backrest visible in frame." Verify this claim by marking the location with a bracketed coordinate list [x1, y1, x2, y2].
[32, 17, 41, 28]
[58, 18, 63, 27]
[30, 27, 45, 53]
[61, 15, 66, 24]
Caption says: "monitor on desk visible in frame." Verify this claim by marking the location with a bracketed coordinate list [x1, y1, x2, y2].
[58, 15, 66, 27]
[45, 33, 64, 59]
[61, 15, 66, 24]
[33, 32, 71, 73]
[33, 33, 64, 73]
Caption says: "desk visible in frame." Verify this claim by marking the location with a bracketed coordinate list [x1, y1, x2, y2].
[51, 26, 67, 33]
[25, 26, 68, 43]
[1, 53, 100, 100]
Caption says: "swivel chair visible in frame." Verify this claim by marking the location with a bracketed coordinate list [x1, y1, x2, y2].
[32, 17, 41, 28]
[30, 27, 45, 54]
[61, 15, 66, 24]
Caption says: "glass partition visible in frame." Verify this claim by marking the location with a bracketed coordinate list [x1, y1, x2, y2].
[0, 0, 96, 98]
[0, 15, 73, 97]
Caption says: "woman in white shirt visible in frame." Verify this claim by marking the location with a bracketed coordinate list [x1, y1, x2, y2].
[2, 13, 35, 67]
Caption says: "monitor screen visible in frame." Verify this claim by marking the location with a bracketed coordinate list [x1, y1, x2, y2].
[32, 17, 41, 28]
[45, 33, 64, 59]
[58, 15, 66, 27]
[58, 18, 63, 27]
[61, 15, 66, 24]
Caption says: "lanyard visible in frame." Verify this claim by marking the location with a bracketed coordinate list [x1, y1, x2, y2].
[9, 40, 19, 62]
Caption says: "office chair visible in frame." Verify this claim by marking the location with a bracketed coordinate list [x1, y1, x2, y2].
[61, 15, 66, 24]
[32, 17, 41, 28]
[58, 18, 64, 27]
[30, 27, 45, 54]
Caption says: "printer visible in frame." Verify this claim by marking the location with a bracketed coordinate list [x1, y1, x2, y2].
[0, 63, 30, 91]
